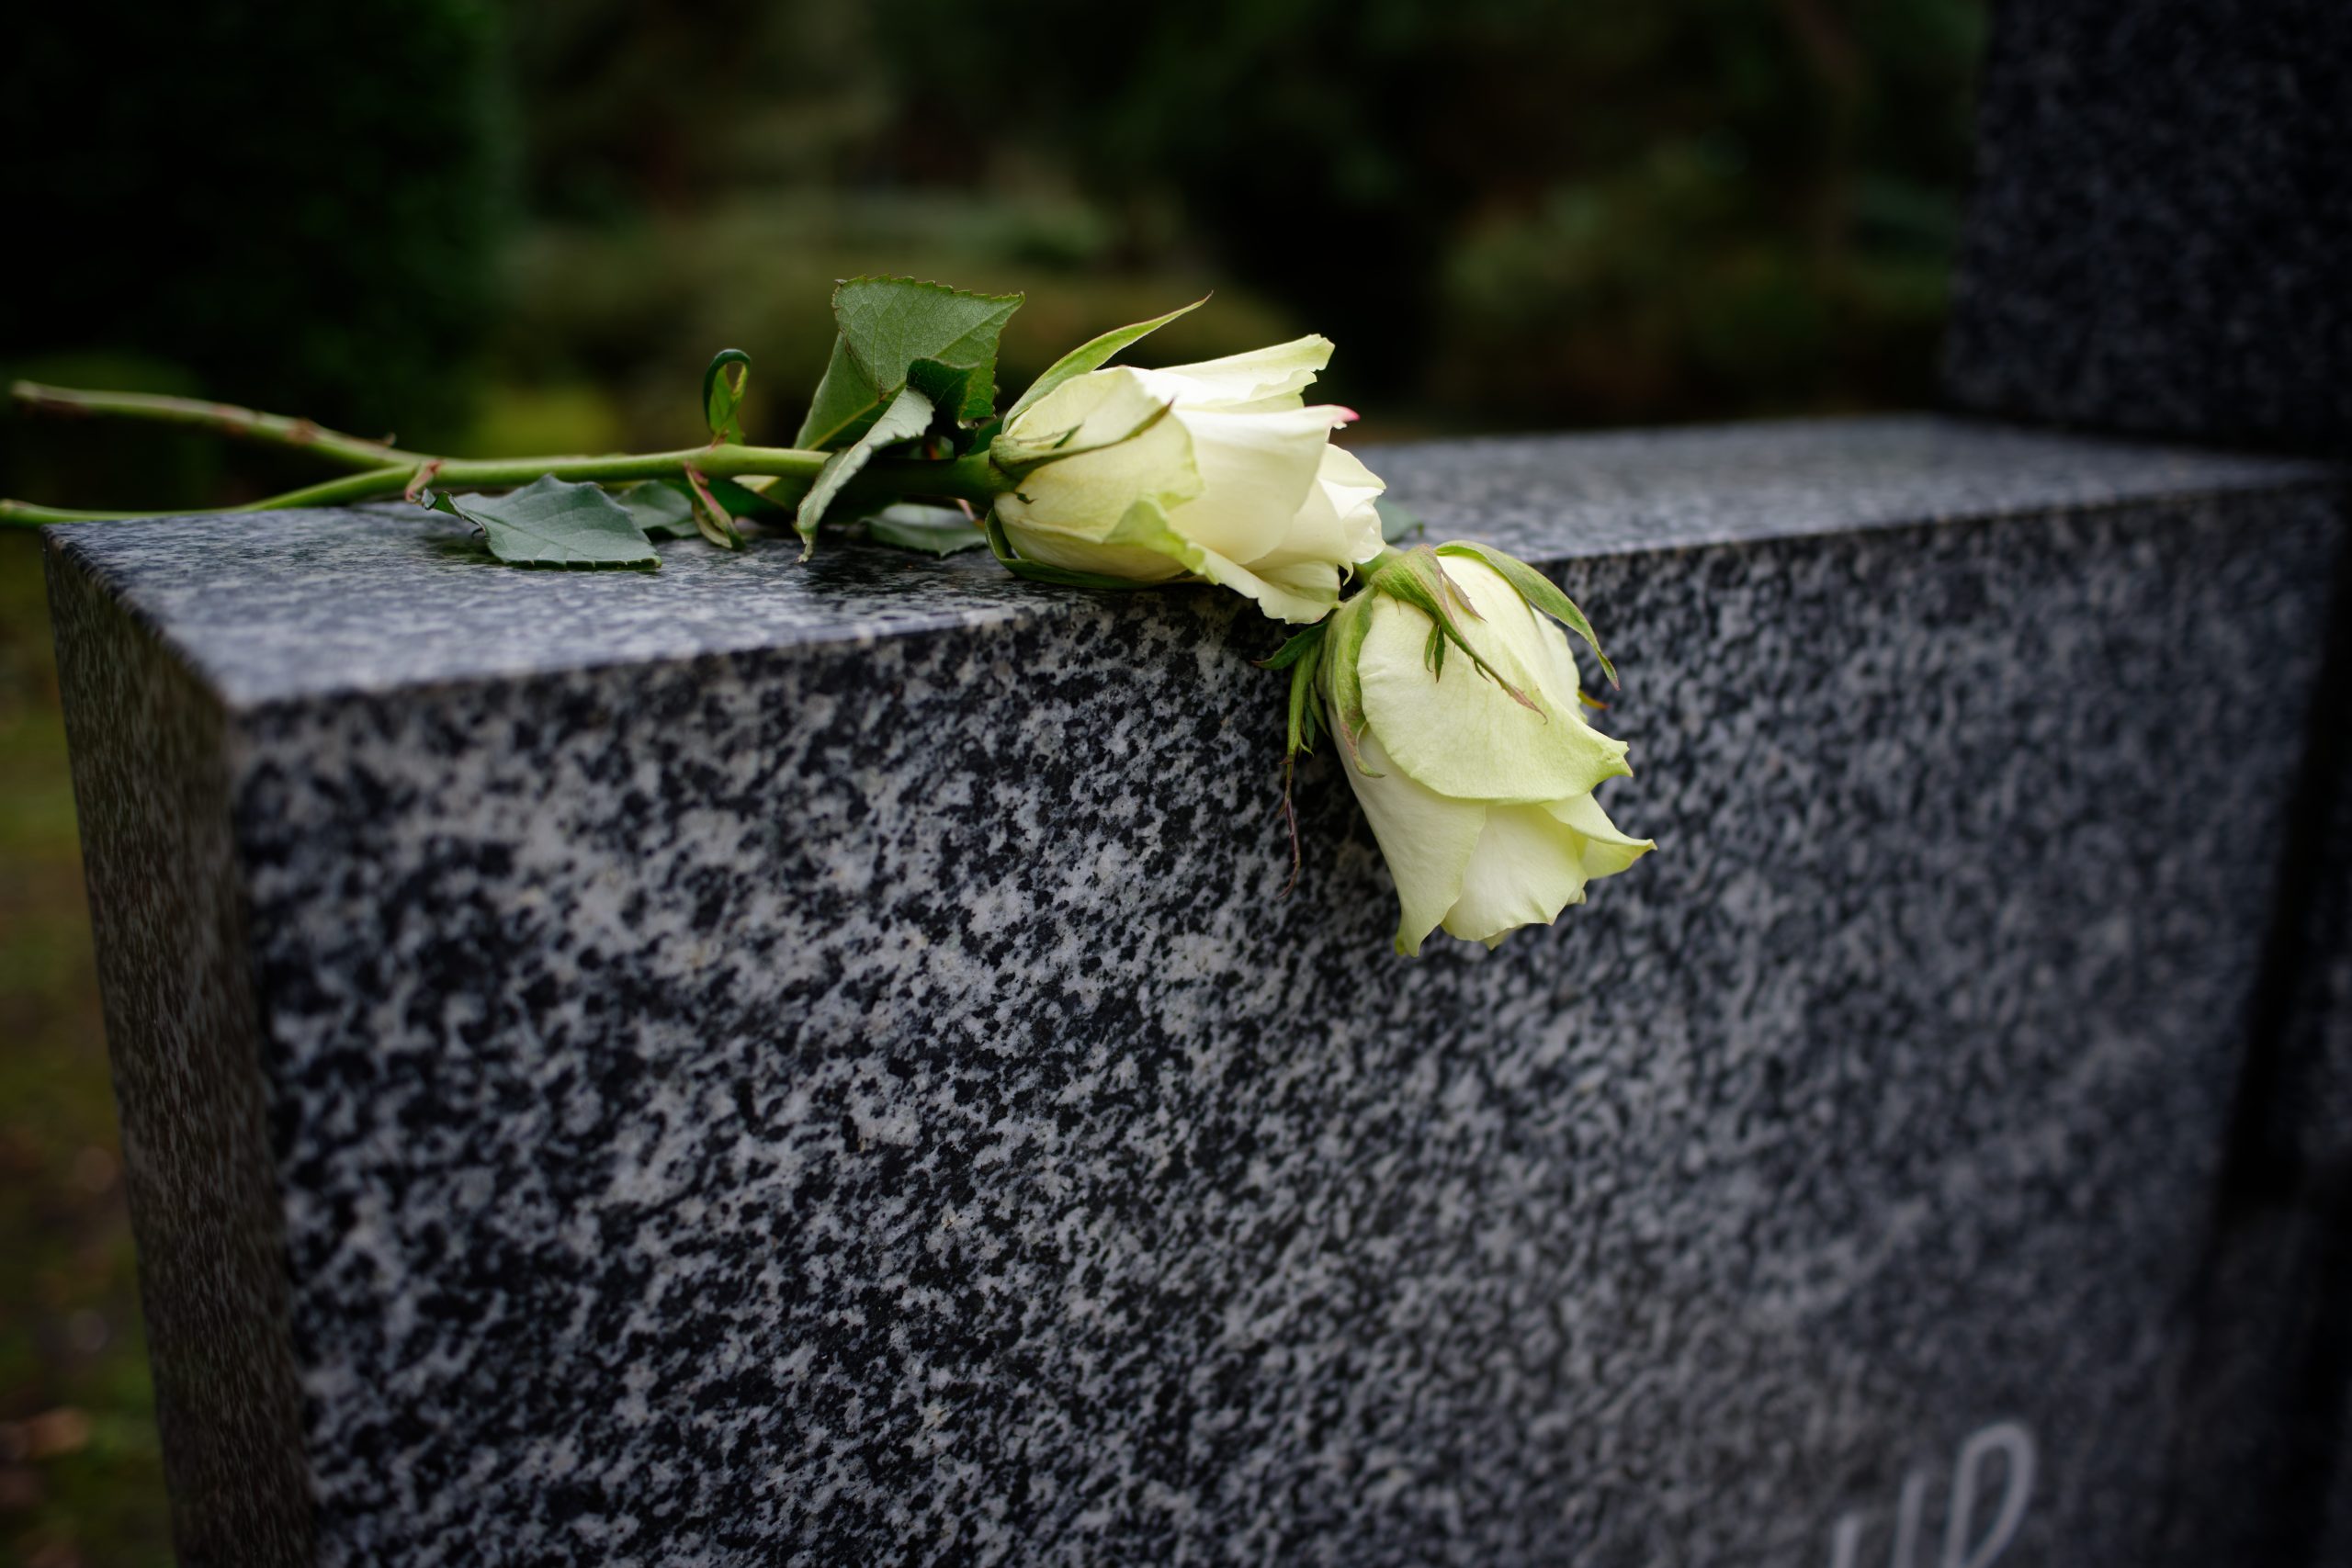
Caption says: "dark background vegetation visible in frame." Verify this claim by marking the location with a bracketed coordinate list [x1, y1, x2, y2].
[0, 1, 1982, 1559]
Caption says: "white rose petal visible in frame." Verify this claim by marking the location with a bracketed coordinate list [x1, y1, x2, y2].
[1356, 558, 1630, 806]
[1334, 728, 1490, 956]
[993, 370, 1201, 544]
[1333, 547, 1653, 954]
[989, 335, 1384, 623]
[1129, 334, 1333, 412]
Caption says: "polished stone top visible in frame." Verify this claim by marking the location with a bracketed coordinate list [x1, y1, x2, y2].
[45, 414, 2340, 708]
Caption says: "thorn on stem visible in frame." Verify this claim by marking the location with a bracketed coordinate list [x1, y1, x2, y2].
[1279, 753, 1302, 897]
[402, 460, 444, 503]
[15, 389, 85, 419]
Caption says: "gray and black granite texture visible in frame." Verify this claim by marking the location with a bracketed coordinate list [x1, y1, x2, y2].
[1943, 0, 2352, 454]
[2143, 502, 2352, 1568]
[44, 416, 2351, 1565]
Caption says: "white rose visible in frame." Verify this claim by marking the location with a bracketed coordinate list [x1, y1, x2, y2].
[1326, 547, 1652, 954]
[989, 336, 1386, 623]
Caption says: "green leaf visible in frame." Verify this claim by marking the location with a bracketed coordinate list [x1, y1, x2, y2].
[702, 348, 752, 444]
[904, 357, 984, 445]
[794, 277, 1022, 450]
[865, 503, 987, 556]
[706, 474, 787, 519]
[796, 337, 865, 447]
[426, 476, 660, 570]
[617, 481, 697, 539]
[797, 383, 933, 556]
[1436, 540, 1617, 686]
[1002, 296, 1206, 426]
[1375, 495, 1425, 544]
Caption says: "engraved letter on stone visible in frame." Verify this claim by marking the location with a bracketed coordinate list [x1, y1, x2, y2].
[1941, 1421, 2034, 1568]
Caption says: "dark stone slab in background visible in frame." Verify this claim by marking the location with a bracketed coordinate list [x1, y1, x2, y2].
[2148, 467, 2352, 1568]
[1943, 0, 2352, 454]
[1943, 5, 2352, 1555]
[2283, 743, 2352, 1179]
[45, 419, 2350, 1564]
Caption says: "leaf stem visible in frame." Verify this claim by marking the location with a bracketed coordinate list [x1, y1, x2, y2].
[11, 381, 430, 470]
[1, 445, 1017, 528]
[0, 467, 417, 524]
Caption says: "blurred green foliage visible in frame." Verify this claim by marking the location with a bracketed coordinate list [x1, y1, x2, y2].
[0, 2, 500, 448]
[0, 536, 170, 1568]
[2, 0, 1982, 479]
[881, 0, 1984, 419]
[478, 0, 1983, 453]
[0, 3, 1984, 1558]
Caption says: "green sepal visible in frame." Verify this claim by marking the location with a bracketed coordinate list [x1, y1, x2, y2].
[702, 348, 752, 444]
[1257, 625, 1325, 671]
[1364, 547, 1536, 712]
[794, 277, 1023, 450]
[620, 475, 781, 542]
[681, 468, 745, 550]
[1284, 633, 1325, 758]
[1322, 592, 1376, 773]
[865, 502, 987, 556]
[1272, 620, 1325, 898]
[989, 397, 1175, 478]
[1002, 296, 1206, 426]
[1375, 495, 1425, 544]
[1254, 620, 1329, 757]
[1435, 539, 1617, 686]
[424, 475, 661, 570]
[981, 507, 1158, 591]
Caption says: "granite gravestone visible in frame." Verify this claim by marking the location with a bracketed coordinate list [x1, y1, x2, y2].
[1942, 0, 2352, 454]
[1943, 4, 2352, 1557]
[45, 416, 2348, 1564]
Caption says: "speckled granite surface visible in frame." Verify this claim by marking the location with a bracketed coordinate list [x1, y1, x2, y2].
[44, 560, 313, 1561]
[1943, 0, 2352, 453]
[45, 417, 2351, 1565]
[64, 415, 2338, 707]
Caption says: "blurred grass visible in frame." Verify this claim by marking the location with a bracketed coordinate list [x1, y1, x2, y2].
[473, 193, 1306, 456]
[0, 534, 174, 1568]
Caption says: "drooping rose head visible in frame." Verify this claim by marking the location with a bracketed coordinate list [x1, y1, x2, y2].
[988, 336, 1386, 623]
[1323, 545, 1653, 954]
